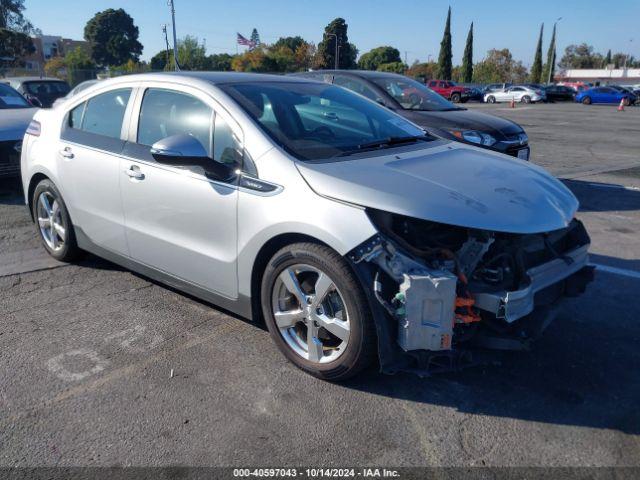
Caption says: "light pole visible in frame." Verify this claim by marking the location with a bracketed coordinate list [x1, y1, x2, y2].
[547, 17, 562, 84]
[167, 0, 180, 71]
[161, 24, 170, 70]
[327, 33, 339, 69]
[623, 39, 633, 69]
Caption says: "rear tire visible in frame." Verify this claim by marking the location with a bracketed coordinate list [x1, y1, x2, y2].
[32, 179, 80, 262]
[261, 243, 376, 381]
[582, 96, 592, 105]
[622, 97, 631, 106]
[451, 93, 461, 103]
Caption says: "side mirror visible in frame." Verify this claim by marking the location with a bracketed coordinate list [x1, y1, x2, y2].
[150, 133, 234, 181]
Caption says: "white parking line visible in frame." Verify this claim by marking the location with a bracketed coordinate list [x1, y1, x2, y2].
[584, 182, 640, 192]
[590, 263, 640, 280]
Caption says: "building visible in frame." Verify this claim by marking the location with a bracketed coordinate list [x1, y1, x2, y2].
[22, 35, 91, 73]
[555, 68, 640, 86]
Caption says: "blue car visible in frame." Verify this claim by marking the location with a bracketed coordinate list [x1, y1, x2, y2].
[576, 86, 636, 105]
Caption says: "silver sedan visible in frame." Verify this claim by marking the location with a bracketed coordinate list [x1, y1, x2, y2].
[21, 72, 592, 380]
[484, 85, 546, 103]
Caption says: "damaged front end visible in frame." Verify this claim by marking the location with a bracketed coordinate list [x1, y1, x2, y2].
[347, 209, 595, 376]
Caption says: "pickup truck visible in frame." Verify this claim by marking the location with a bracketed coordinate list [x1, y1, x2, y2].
[427, 80, 471, 103]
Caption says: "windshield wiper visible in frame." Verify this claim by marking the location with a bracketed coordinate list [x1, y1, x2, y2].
[333, 135, 431, 158]
[356, 135, 425, 150]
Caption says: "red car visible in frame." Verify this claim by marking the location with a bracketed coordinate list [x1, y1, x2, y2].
[427, 80, 471, 103]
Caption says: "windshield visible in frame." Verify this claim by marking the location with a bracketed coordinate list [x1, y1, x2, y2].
[222, 81, 429, 161]
[0, 83, 31, 109]
[370, 76, 459, 112]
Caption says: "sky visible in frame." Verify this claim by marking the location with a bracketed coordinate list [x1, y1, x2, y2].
[24, 0, 640, 66]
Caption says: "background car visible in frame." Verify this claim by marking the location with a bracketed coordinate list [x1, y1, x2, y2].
[482, 82, 512, 93]
[52, 79, 101, 108]
[0, 83, 37, 178]
[575, 86, 637, 105]
[2, 77, 70, 108]
[544, 85, 576, 102]
[484, 85, 546, 104]
[426, 79, 471, 103]
[292, 70, 531, 160]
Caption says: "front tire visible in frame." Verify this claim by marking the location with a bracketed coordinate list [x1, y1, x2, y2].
[582, 96, 592, 105]
[32, 179, 80, 262]
[451, 93, 461, 103]
[521, 95, 531, 104]
[487, 95, 496, 104]
[261, 243, 376, 381]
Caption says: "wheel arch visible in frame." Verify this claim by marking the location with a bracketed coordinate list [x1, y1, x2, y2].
[26, 172, 51, 221]
[249, 232, 332, 324]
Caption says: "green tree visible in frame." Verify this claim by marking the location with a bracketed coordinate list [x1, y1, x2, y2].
[612, 52, 633, 68]
[149, 50, 169, 71]
[461, 22, 473, 83]
[406, 61, 438, 82]
[604, 49, 612, 67]
[436, 6, 452, 79]
[0, 0, 38, 33]
[273, 36, 306, 53]
[208, 53, 234, 71]
[65, 46, 96, 85]
[541, 23, 556, 83]
[530, 23, 544, 83]
[84, 8, 143, 67]
[559, 43, 603, 69]
[175, 35, 209, 70]
[377, 61, 406, 73]
[250, 28, 260, 49]
[473, 48, 528, 84]
[0, 28, 34, 66]
[315, 18, 357, 69]
[357, 46, 401, 71]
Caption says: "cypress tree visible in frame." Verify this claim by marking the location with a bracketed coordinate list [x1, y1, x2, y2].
[542, 24, 556, 83]
[530, 23, 544, 83]
[437, 6, 452, 80]
[604, 49, 612, 67]
[461, 22, 473, 83]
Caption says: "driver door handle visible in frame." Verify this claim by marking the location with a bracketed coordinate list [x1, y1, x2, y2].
[124, 165, 145, 180]
[59, 147, 74, 159]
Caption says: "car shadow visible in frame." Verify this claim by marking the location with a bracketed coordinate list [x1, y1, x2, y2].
[342, 268, 640, 435]
[563, 178, 640, 212]
[0, 177, 24, 204]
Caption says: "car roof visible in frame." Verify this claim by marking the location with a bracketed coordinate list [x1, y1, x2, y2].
[99, 71, 317, 87]
[294, 70, 407, 81]
[3, 76, 67, 83]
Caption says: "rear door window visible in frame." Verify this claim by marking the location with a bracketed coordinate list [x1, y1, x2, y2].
[81, 88, 132, 139]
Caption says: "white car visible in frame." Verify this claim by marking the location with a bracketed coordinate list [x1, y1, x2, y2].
[484, 86, 546, 104]
[20, 72, 593, 380]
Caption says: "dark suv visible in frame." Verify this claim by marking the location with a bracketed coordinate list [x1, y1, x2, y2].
[292, 71, 530, 160]
[2, 77, 71, 108]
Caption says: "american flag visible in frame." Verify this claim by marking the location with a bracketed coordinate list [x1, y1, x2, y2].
[237, 33, 256, 49]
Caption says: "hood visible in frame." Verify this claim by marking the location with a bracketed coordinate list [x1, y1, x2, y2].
[0, 108, 37, 141]
[401, 108, 522, 138]
[296, 142, 578, 234]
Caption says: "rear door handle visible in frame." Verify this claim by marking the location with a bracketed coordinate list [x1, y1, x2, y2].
[124, 165, 145, 180]
[59, 147, 74, 159]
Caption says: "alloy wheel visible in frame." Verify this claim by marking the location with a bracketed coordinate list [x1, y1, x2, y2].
[271, 264, 350, 364]
[36, 191, 66, 251]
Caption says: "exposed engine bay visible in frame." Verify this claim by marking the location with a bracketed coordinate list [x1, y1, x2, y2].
[348, 209, 594, 374]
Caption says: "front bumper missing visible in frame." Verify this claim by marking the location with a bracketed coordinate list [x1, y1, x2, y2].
[473, 244, 591, 323]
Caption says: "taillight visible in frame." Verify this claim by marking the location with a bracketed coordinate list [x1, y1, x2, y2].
[26, 120, 41, 137]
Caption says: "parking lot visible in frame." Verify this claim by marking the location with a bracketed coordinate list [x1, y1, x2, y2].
[1, 101, 639, 468]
